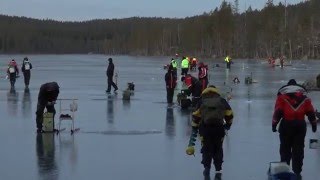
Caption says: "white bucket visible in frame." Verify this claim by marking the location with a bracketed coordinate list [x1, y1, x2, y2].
[43, 112, 54, 132]
[70, 102, 78, 112]
[269, 162, 291, 175]
[309, 139, 319, 149]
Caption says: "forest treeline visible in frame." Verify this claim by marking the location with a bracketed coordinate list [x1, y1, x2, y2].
[0, 0, 319, 59]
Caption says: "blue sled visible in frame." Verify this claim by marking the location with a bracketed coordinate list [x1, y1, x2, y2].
[268, 162, 297, 180]
[269, 172, 297, 180]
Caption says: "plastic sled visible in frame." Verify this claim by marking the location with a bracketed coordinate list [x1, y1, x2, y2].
[268, 162, 297, 180]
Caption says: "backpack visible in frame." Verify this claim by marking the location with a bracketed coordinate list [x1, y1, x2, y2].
[200, 95, 225, 125]
[8, 66, 15, 73]
[24, 62, 30, 70]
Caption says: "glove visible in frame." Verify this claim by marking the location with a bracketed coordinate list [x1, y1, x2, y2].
[272, 125, 277, 132]
[312, 124, 317, 133]
[224, 124, 231, 131]
[47, 101, 56, 106]
[186, 146, 195, 156]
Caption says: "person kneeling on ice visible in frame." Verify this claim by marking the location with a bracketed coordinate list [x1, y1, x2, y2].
[181, 74, 202, 107]
[36, 82, 60, 133]
[272, 79, 317, 179]
[186, 85, 234, 178]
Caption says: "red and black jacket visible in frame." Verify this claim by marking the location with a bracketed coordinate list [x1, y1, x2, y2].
[272, 85, 316, 126]
[165, 71, 177, 89]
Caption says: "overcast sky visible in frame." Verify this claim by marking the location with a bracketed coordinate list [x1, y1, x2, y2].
[0, 0, 302, 21]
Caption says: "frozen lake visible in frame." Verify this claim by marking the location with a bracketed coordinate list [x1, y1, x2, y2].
[0, 55, 319, 180]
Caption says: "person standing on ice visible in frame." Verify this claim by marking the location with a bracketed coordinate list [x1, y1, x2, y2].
[21, 57, 33, 89]
[106, 58, 118, 93]
[272, 79, 317, 179]
[198, 62, 208, 92]
[170, 58, 178, 77]
[7, 59, 19, 89]
[181, 57, 189, 76]
[165, 65, 177, 104]
[185, 85, 234, 178]
[36, 82, 60, 133]
[224, 55, 231, 69]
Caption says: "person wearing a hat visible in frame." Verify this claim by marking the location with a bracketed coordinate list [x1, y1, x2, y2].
[106, 58, 118, 93]
[21, 57, 33, 89]
[198, 62, 208, 92]
[165, 65, 177, 104]
[272, 79, 317, 178]
[7, 59, 19, 89]
[35, 82, 60, 133]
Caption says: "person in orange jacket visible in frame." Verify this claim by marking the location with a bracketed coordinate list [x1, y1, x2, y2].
[272, 79, 317, 178]
[198, 62, 208, 92]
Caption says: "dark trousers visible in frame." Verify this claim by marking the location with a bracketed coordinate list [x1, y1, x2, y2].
[181, 68, 189, 76]
[200, 78, 208, 92]
[279, 121, 306, 174]
[173, 68, 177, 77]
[9, 73, 16, 87]
[200, 125, 225, 171]
[23, 71, 31, 86]
[226, 62, 231, 69]
[36, 102, 56, 130]
[107, 76, 118, 92]
[166, 88, 174, 103]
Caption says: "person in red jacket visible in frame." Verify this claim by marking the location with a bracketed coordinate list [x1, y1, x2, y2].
[198, 62, 208, 92]
[165, 65, 177, 104]
[272, 79, 317, 178]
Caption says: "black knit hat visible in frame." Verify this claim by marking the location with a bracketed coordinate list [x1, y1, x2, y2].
[287, 79, 297, 85]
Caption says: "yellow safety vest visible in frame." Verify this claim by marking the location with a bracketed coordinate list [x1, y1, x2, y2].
[171, 60, 177, 68]
[181, 59, 189, 68]
[225, 56, 230, 63]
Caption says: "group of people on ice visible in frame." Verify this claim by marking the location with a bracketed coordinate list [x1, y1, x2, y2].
[6, 57, 33, 90]
[165, 54, 199, 73]
[165, 54, 209, 105]
[164, 54, 318, 180]
[268, 56, 286, 68]
[165, 54, 234, 179]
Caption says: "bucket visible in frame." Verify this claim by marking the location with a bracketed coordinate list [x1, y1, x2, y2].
[309, 139, 319, 149]
[268, 162, 296, 180]
[180, 98, 191, 109]
[43, 112, 54, 132]
[123, 90, 131, 100]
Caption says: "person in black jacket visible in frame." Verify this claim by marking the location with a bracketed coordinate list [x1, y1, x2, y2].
[7, 59, 19, 89]
[106, 58, 118, 93]
[21, 57, 33, 88]
[165, 65, 177, 104]
[186, 86, 234, 178]
[36, 82, 60, 133]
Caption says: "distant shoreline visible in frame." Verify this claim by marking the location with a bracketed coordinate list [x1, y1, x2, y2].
[0, 54, 319, 61]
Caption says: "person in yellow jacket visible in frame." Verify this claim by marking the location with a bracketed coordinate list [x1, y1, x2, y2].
[171, 58, 178, 76]
[186, 85, 234, 178]
[181, 57, 189, 76]
[225, 55, 232, 69]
